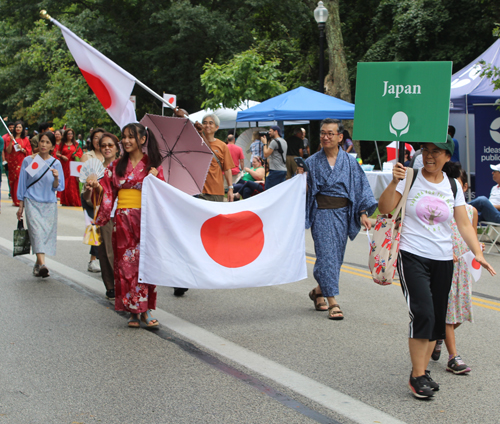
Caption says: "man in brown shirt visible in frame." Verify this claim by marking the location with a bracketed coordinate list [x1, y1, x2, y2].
[199, 113, 235, 202]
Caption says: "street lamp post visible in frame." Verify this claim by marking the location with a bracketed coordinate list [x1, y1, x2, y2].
[314, 1, 328, 93]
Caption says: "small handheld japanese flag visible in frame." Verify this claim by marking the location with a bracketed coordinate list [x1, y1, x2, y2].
[163, 93, 177, 108]
[462, 250, 482, 282]
[26, 155, 48, 177]
[70, 161, 84, 177]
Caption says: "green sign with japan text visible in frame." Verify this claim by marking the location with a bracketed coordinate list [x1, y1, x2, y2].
[353, 62, 452, 143]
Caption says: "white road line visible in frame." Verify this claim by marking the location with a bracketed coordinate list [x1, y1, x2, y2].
[57, 236, 83, 241]
[0, 235, 406, 424]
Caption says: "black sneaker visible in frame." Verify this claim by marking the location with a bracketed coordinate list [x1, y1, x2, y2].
[173, 287, 189, 297]
[424, 370, 440, 391]
[106, 289, 115, 300]
[447, 355, 471, 374]
[431, 340, 443, 361]
[409, 374, 435, 399]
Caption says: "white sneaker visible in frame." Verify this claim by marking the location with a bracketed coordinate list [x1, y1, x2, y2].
[87, 260, 101, 273]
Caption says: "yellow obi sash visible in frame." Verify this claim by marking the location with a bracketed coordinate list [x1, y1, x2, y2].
[117, 189, 142, 209]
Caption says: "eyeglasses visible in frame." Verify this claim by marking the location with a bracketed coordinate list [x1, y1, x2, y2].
[320, 132, 341, 138]
[202, 121, 216, 126]
[101, 143, 115, 148]
[421, 148, 444, 158]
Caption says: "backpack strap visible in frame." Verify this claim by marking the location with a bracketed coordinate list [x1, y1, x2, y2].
[448, 176, 457, 199]
[410, 168, 419, 189]
[410, 167, 457, 199]
[272, 138, 286, 164]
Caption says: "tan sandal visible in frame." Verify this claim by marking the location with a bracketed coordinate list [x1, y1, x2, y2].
[128, 314, 140, 328]
[328, 304, 344, 320]
[309, 289, 328, 311]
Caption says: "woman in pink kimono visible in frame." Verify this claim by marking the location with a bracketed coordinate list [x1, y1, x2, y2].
[91, 123, 164, 328]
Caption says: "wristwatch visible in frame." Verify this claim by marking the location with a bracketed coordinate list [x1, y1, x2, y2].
[228, 185, 234, 190]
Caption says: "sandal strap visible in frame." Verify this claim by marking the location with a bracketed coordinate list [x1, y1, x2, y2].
[142, 310, 158, 325]
[309, 289, 324, 300]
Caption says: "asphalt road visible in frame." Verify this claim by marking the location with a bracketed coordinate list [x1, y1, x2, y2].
[1, 187, 500, 424]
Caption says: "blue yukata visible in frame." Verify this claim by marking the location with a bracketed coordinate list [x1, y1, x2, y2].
[305, 149, 377, 296]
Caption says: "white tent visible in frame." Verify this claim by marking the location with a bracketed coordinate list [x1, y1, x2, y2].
[188, 100, 308, 129]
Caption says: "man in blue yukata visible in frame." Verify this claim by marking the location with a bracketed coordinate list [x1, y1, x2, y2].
[298, 119, 377, 320]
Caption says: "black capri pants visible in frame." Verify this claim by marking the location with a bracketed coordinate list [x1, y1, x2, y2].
[397, 250, 454, 341]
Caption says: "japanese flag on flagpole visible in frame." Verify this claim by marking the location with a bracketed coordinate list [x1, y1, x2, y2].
[70, 161, 84, 177]
[50, 18, 137, 129]
[25, 155, 48, 177]
[138, 174, 307, 289]
[461, 250, 482, 282]
[386, 141, 415, 161]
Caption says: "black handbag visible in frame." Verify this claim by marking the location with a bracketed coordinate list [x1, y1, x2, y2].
[13, 219, 31, 256]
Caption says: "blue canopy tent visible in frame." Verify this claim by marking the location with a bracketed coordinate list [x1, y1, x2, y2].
[449, 39, 500, 198]
[234, 86, 383, 166]
[236, 86, 355, 122]
[450, 39, 500, 114]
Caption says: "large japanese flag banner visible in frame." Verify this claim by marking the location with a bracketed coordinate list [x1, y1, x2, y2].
[138, 174, 307, 289]
[50, 18, 137, 129]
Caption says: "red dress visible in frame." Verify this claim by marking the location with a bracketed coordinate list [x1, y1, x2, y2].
[3, 136, 32, 206]
[59, 143, 83, 206]
[52, 143, 62, 158]
[96, 155, 164, 313]
[52, 143, 62, 199]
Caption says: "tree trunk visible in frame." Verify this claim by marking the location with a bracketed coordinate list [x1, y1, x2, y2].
[322, 1, 358, 154]
[323, 0, 351, 103]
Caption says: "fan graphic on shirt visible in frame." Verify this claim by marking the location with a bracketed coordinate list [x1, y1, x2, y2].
[415, 196, 450, 225]
[79, 158, 105, 183]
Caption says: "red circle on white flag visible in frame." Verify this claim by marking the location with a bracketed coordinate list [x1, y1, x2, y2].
[80, 69, 112, 109]
[201, 211, 264, 268]
[77, 165, 83, 173]
[168, 97, 175, 104]
[32, 162, 39, 170]
[472, 258, 481, 270]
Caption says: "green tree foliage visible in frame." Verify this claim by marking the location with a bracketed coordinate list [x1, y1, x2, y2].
[360, 0, 499, 72]
[201, 49, 286, 109]
[480, 26, 500, 95]
[0, 0, 499, 155]
[0, 0, 316, 130]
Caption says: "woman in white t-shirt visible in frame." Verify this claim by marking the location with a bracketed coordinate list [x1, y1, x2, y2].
[378, 137, 495, 400]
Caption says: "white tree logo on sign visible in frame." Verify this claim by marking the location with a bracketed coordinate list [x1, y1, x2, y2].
[491, 117, 500, 144]
[389, 111, 410, 137]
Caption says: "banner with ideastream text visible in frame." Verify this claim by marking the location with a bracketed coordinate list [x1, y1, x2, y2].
[474, 105, 500, 198]
[138, 174, 307, 289]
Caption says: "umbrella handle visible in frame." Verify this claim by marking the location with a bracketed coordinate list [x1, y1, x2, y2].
[193, 121, 210, 144]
